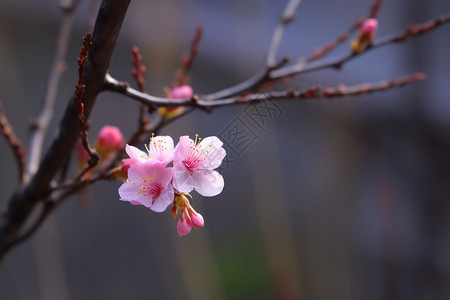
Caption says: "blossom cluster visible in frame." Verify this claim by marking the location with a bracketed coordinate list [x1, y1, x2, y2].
[118, 134, 226, 236]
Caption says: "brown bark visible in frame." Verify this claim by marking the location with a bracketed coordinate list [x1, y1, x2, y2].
[0, 0, 131, 263]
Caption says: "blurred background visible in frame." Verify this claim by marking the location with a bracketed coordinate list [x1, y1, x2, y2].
[1, 0, 450, 299]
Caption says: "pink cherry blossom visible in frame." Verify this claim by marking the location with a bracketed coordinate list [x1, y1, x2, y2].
[96, 125, 124, 154]
[122, 135, 174, 170]
[170, 85, 193, 99]
[173, 135, 226, 197]
[118, 161, 174, 212]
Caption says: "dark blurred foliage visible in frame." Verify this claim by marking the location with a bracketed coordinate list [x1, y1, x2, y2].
[0, 0, 450, 299]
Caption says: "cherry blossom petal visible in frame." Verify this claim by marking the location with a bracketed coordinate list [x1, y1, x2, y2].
[173, 164, 194, 193]
[173, 136, 192, 163]
[190, 211, 204, 228]
[127, 161, 150, 181]
[173, 136, 226, 171]
[177, 218, 192, 236]
[118, 181, 152, 207]
[152, 163, 174, 185]
[130, 201, 144, 206]
[147, 135, 174, 166]
[149, 184, 175, 213]
[125, 144, 148, 163]
[197, 137, 226, 170]
[191, 169, 224, 197]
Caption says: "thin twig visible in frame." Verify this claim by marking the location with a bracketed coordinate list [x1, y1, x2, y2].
[129, 47, 150, 145]
[267, 0, 302, 67]
[75, 33, 99, 168]
[176, 25, 203, 86]
[192, 57, 289, 102]
[0, 103, 26, 183]
[306, 0, 382, 63]
[306, 21, 360, 62]
[200, 0, 298, 101]
[271, 13, 450, 79]
[203, 72, 426, 106]
[131, 47, 146, 92]
[27, 0, 82, 177]
[369, 0, 383, 19]
[104, 74, 194, 106]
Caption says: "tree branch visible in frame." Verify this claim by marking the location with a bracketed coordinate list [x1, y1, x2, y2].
[27, 0, 82, 177]
[0, 0, 447, 264]
[104, 74, 192, 106]
[369, 0, 383, 19]
[200, 0, 298, 101]
[267, 0, 302, 67]
[75, 33, 99, 169]
[128, 47, 150, 146]
[176, 25, 203, 86]
[105, 73, 425, 108]
[0, 0, 131, 263]
[306, 21, 360, 63]
[271, 13, 450, 79]
[202, 72, 426, 106]
[305, 0, 382, 63]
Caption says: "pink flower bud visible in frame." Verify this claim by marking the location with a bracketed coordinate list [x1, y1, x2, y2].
[177, 217, 192, 236]
[362, 18, 378, 37]
[190, 210, 204, 228]
[351, 18, 378, 54]
[170, 85, 193, 99]
[96, 125, 123, 155]
[132, 46, 140, 56]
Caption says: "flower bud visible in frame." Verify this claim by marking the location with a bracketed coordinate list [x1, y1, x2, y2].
[170, 85, 193, 99]
[362, 18, 378, 37]
[351, 18, 378, 54]
[177, 217, 192, 236]
[96, 125, 124, 155]
[159, 85, 193, 119]
[190, 210, 204, 228]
